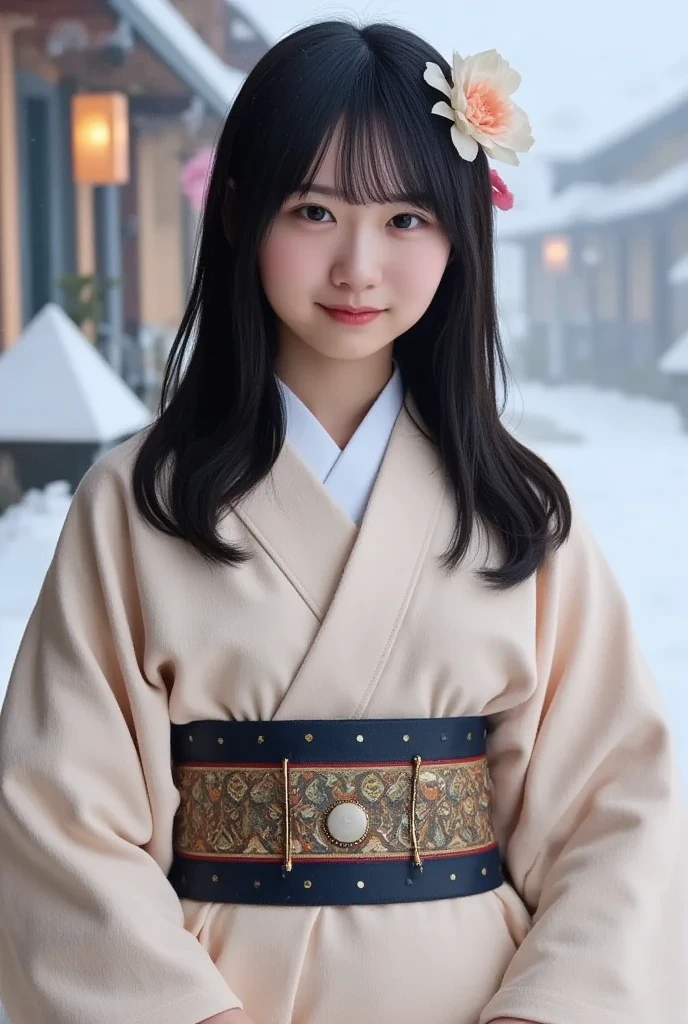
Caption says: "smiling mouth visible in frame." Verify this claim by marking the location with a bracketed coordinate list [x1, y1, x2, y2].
[319, 305, 385, 325]
[322, 305, 385, 313]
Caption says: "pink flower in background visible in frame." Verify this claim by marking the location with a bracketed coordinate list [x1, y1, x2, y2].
[489, 168, 514, 211]
[180, 146, 214, 212]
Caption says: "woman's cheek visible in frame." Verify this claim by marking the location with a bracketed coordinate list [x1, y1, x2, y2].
[262, 231, 323, 295]
[394, 246, 447, 304]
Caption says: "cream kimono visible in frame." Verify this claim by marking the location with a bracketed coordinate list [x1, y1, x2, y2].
[0, 404, 685, 1024]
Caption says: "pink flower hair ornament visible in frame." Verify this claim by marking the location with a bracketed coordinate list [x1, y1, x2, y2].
[423, 49, 533, 210]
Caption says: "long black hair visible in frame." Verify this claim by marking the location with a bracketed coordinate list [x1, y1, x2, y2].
[132, 19, 571, 589]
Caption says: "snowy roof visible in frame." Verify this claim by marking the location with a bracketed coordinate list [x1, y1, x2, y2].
[543, 74, 688, 163]
[0, 304, 152, 443]
[659, 331, 688, 375]
[106, 0, 245, 116]
[670, 252, 688, 286]
[498, 158, 688, 241]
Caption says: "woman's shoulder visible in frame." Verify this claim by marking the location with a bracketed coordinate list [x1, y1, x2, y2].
[534, 484, 624, 613]
[35, 431, 154, 588]
[510, 445, 596, 572]
[70, 429, 149, 518]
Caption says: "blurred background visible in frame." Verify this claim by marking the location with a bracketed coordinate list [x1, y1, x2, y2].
[0, 0, 686, 797]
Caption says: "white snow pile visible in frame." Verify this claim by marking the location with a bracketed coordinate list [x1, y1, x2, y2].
[0, 481, 72, 695]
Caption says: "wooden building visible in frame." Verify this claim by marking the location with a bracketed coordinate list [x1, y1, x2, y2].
[0, 0, 269, 376]
[499, 84, 688, 397]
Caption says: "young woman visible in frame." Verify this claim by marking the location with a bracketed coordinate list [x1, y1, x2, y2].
[0, 20, 685, 1024]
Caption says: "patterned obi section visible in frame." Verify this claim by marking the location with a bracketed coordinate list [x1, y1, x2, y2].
[168, 716, 503, 906]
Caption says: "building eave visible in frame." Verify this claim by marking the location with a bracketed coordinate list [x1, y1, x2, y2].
[106, 0, 245, 117]
[498, 158, 688, 244]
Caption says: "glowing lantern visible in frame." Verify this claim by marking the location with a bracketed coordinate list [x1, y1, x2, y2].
[71, 93, 130, 185]
[542, 235, 571, 274]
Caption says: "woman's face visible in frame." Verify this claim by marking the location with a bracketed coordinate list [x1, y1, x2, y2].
[258, 133, 452, 365]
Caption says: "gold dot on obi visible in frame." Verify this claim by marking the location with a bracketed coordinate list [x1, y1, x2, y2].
[450, 873, 456, 881]
[356, 735, 364, 743]
[305, 733, 313, 742]
[253, 880, 261, 889]
[257, 736, 265, 744]
[440, 733, 447, 741]
[466, 732, 472, 741]
[482, 867, 488, 876]
[212, 874, 219, 883]
[304, 880, 312, 889]
[217, 737, 224, 744]
[357, 880, 365, 889]
[402, 734, 410, 742]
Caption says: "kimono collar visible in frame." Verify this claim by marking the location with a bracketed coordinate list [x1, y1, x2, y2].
[276, 365, 405, 526]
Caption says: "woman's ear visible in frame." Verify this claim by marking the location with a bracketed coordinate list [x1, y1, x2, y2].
[221, 177, 236, 245]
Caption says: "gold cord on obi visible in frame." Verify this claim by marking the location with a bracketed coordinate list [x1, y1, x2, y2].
[410, 754, 423, 870]
[282, 757, 292, 872]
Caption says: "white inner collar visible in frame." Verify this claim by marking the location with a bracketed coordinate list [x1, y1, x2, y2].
[276, 366, 405, 525]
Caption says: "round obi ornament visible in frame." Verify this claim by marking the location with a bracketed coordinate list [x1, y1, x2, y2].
[324, 801, 370, 847]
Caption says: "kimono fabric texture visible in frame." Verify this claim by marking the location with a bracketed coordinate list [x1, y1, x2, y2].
[0, 402, 686, 1024]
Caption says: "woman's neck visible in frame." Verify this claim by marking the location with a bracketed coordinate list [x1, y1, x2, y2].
[275, 339, 394, 449]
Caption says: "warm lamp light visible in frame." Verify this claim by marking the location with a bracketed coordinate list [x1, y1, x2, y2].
[542, 235, 571, 273]
[71, 93, 130, 185]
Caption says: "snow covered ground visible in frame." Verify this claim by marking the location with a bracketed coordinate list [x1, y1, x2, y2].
[0, 383, 686, 788]
[508, 382, 688, 785]
[0, 482, 72, 693]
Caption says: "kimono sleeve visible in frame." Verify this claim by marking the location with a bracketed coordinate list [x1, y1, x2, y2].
[0, 459, 241, 1024]
[480, 507, 688, 1024]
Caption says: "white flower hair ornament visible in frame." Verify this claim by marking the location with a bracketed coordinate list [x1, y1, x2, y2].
[423, 49, 534, 210]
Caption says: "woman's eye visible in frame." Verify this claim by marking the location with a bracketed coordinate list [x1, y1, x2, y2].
[390, 213, 424, 230]
[298, 205, 332, 223]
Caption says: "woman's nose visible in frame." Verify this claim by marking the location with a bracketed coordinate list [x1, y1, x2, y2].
[330, 230, 384, 293]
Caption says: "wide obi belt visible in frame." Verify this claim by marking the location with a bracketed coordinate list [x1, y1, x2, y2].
[168, 717, 503, 906]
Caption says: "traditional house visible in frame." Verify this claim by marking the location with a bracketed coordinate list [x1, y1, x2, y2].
[0, 0, 269, 386]
[499, 80, 688, 397]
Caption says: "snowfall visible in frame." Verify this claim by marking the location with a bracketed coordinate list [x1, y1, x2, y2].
[0, 382, 687, 797]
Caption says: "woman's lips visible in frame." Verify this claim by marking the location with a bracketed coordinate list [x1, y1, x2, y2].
[319, 305, 384, 325]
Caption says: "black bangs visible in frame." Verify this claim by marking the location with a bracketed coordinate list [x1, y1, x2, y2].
[298, 89, 448, 214]
[300, 108, 439, 213]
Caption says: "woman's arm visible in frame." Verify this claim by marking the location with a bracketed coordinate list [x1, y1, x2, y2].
[0, 460, 242, 1024]
[480, 506, 686, 1024]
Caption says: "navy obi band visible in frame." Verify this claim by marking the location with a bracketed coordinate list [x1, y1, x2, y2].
[168, 716, 504, 906]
